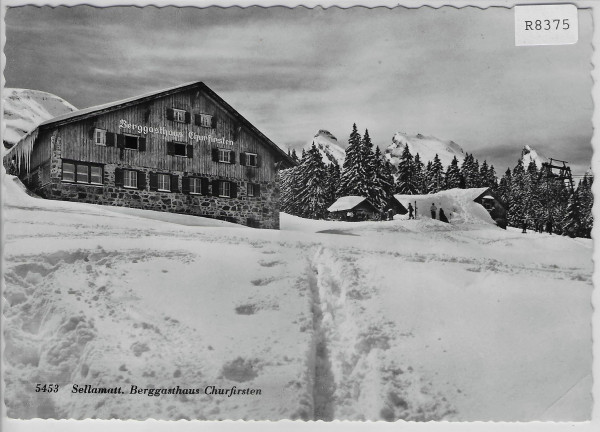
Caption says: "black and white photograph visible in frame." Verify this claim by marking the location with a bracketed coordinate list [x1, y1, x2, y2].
[1, 0, 596, 427]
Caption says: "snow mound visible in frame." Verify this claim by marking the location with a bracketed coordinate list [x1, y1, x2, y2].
[385, 132, 466, 167]
[395, 188, 495, 225]
[3, 88, 77, 148]
[311, 129, 345, 165]
[521, 145, 548, 168]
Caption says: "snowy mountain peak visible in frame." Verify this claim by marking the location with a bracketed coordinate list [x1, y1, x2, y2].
[3, 88, 77, 148]
[310, 129, 345, 166]
[385, 132, 466, 168]
[521, 145, 548, 168]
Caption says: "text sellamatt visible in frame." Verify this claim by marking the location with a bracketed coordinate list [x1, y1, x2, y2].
[72, 384, 124, 394]
[205, 385, 262, 397]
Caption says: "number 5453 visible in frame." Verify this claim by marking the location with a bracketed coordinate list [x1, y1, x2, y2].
[35, 384, 59, 392]
[525, 19, 570, 31]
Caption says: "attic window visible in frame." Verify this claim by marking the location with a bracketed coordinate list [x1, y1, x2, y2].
[197, 114, 212, 128]
[173, 109, 186, 123]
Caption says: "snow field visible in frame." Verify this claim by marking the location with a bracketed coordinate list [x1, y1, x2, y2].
[2, 172, 593, 421]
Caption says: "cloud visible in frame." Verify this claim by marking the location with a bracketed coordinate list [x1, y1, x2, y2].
[4, 5, 593, 174]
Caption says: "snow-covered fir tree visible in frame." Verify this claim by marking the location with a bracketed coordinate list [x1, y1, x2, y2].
[445, 156, 462, 189]
[395, 145, 417, 194]
[426, 154, 444, 193]
[294, 144, 329, 219]
[413, 153, 426, 194]
[337, 124, 370, 198]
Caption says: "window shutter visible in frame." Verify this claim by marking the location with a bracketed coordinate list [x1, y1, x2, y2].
[89, 127, 96, 140]
[211, 179, 220, 196]
[184, 111, 191, 124]
[210, 116, 217, 129]
[106, 132, 116, 147]
[114, 168, 124, 187]
[230, 182, 238, 198]
[171, 174, 180, 192]
[117, 134, 125, 148]
[256, 184, 261, 197]
[149, 172, 158, 191]
[138, 137, 146, 152]
[239, 152, 247, 166]
[186, 145, 193, 159]
[201, 178, 209, 195]
[137, 171, 147, 190]
[166, 108, 174, 121]
[211, 148, 219, 162]
[230, 151, 236, 164]
[167, 142, 175, 156]
[194, 114, 202, 127]
[256, 155, 261, 167]
[182, 177, 190, 194]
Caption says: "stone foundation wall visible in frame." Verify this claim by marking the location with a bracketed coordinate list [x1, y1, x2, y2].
[26, 160, 281, 229]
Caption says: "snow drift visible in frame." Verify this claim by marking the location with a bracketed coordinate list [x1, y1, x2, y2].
[385, 132, 466, 167]
[395, 188, 495, 225]
[3, 88, 77, 148]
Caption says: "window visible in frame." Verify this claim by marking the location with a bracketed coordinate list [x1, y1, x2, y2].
[62, 161, 103, 185]
[158, 174, 170, 192]
[247, 183, 256, 197]
[246, 153, 258, 167]
[62, 162, 75, 182]
[198, 114, 212, 127]
[90, 166, 103, 185]
[219, 149, 232, 163]
[94, 129, 106, 146]
[124, 134, 139, 150]
[173, 143, 186, 156]
[219, 181, 231, 198]
[190, 178, 202, 194]
[124, 169, 138, 189]
[76, 164, 89, 183]
[173, 109, 186, 123]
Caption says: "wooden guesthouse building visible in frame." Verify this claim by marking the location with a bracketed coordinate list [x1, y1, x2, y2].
[4, 82, 296, 229]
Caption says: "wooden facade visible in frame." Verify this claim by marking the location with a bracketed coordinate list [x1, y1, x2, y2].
[5, 82, 296, 229]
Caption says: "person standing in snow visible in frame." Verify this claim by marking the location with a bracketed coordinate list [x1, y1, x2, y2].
[439, 208, 449, 223]
[430, 203, 437, 219]
[546, 218, 553, 235]
[388, 208, 394, 221]
[521, 218, 528, 233]
[408, 203, 414, 219]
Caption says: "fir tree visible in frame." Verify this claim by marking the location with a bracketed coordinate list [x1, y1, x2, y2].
[445, 156, 462, 189]
[337, 124, 369, 197]
[291, 149, 299, 162]
[395, 145, 417, 194]
[578, 174, 593, 237]
[295, 144, 329, 219]
[427, 154, 444, 193]
[563, 190, 583, 238]
[413, 153, 426, 194]
[369, 146, 390, 209]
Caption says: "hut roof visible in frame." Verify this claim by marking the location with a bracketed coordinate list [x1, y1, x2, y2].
[327, 196, 375, 212]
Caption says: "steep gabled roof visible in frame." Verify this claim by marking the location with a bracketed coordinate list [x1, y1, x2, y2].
[12, 81, 296, 167]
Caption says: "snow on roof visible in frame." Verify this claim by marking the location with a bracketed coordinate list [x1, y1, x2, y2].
[327, 196, 371, 212]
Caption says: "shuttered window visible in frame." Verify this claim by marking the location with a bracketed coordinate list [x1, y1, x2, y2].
[219, 149, 233, 163]
[190, 178, 202, 194]
[219, 181, 231, 198]
[247, 183, 261, 197]
[123, 170, 138, 189]
[158, 174, 170, 192]
[246, 153, 258, 167]
[173, 109, 186, 123]
[94, 129, 107, 146]
[195, 113, 212, 127]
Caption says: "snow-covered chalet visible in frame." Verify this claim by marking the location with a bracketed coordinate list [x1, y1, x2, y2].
[3, 82, 296, 229]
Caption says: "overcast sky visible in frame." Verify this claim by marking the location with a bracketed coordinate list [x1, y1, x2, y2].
[4, 6, 594, 174]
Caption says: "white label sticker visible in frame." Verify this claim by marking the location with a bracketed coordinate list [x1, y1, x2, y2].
[515, 4, 578, 46]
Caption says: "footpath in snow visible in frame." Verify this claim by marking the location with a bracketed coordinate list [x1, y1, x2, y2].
[2, 173, 593, 421]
